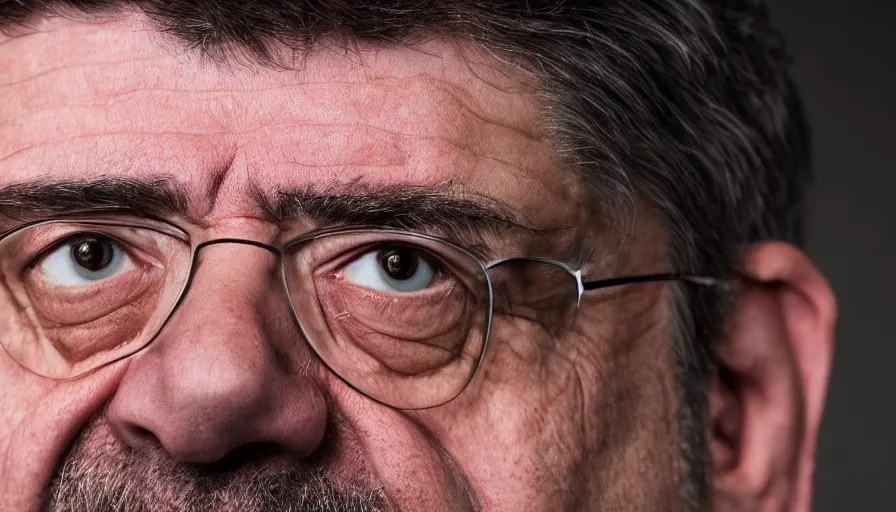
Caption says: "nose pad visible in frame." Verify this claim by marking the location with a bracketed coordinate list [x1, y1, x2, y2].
[106, 241, 329, 464]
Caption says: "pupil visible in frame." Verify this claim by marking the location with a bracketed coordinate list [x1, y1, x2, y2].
[379, 248, 419, 281]
[70, 236, 114, 272]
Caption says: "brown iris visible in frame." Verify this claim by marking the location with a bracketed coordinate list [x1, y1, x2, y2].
[70, 235, 115, 272]
[378, 247, 420, 281]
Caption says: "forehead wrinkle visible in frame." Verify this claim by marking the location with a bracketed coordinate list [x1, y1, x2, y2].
[2, 18, 543, 140]
[1, 24, 550, 178]
[4, 75, 538, 145]
[0, 14, 160, 83]
[2, 85, 546, 172]
[1, 129, 576, 235]
[2, 118, 545, 186]
[0, 131, 219, 165]
[205, 149, 237, 210]
[359, 36, 540, 121]
[1, 15, 593, 241]
[0, 54, 165, 93]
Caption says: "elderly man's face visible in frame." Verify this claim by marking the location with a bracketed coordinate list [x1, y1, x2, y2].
[0, 13, 833, 512]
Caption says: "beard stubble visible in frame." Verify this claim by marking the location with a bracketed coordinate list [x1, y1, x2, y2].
[44, 414, 391, 512]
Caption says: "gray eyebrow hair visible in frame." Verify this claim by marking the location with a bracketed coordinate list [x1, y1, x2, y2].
[0, 177, 531, 241]
[256, 183, 531, 238]
[0, 176, 190, 220]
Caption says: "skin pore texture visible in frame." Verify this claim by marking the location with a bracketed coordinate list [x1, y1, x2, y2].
[0, 14, 682, 511]
[0, 11, 837, 512]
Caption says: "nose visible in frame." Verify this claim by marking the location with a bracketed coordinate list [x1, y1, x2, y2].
[106, 242, 328, 464]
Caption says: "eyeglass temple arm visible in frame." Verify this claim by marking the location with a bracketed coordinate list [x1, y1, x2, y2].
[581, 273, 726, 291]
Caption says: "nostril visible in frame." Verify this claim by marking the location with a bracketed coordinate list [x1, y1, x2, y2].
[117, 423, 161, 449]
[204, 442, 285, 474]
[132, 425, 158, 443]
[132, 426, 155, 440]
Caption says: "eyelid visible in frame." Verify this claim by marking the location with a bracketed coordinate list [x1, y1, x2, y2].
[26, 232, 120, 271]
[295, 223, 493, 263]
[359, 243, 447, 271]
[21, 227, 168, 281]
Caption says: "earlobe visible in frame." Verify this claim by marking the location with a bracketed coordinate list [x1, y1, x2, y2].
[710, 243, 836, 512]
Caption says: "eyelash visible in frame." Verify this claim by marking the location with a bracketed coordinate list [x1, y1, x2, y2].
[26, 232, 105, 270]
[313, 222, 493, 262]
[25, 232, 143, 278]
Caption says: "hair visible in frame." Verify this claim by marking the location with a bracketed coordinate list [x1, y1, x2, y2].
[0, 0, 810, 505]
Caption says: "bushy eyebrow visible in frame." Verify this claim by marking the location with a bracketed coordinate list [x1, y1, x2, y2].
[256, 183, 527, 236]
[0, 176, 534, 241]
[0, 176, 190, 220]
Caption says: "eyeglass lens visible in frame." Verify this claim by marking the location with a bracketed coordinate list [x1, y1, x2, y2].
[0, 217, 584, 409]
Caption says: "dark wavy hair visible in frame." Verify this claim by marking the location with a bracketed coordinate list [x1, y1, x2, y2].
[0, 0, 810, 504]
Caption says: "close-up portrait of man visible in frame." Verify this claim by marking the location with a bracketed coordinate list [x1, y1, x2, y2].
[0, 1, 839, 511]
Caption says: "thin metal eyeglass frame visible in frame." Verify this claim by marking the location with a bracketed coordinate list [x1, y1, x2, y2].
[0, 213, 725, 408]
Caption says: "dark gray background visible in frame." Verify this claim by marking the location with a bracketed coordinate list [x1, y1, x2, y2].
[767, 1, 895, 510]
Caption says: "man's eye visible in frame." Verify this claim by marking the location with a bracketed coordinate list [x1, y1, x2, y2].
[342, 246, 437, 293]
[39, 233, 132, 287]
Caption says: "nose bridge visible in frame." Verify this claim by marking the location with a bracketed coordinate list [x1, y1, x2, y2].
[180, 238, 285, 339]
[106, 238, 328, 464]
[182, 237, 281, 293]
[174, 240, 286, 330]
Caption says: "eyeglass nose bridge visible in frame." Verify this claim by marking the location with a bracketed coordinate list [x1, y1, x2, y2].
[161, 238, 288, 334]
[194, 238, 282, 255]
[186, 237, 283, 279]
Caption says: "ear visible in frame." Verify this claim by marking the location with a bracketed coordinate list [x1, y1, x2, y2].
[710, 242, 837, 512]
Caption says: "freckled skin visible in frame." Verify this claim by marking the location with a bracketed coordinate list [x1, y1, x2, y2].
[0, 15, 687, 511]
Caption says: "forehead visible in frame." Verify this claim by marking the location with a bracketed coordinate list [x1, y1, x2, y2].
[0, 14, 588, 227]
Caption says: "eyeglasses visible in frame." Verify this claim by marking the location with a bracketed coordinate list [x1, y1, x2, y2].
[0, 213, 721, 409]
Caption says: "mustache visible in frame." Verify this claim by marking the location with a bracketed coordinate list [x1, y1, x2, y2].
[45, 416, 390, 512]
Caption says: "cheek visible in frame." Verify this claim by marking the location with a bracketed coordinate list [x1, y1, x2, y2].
[413, 319, 598, 509]
[330, 390, 479, 511]
[0, 343, 125, 511]
[408, 293, 681, 510]
[0, 349, 57, 433]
